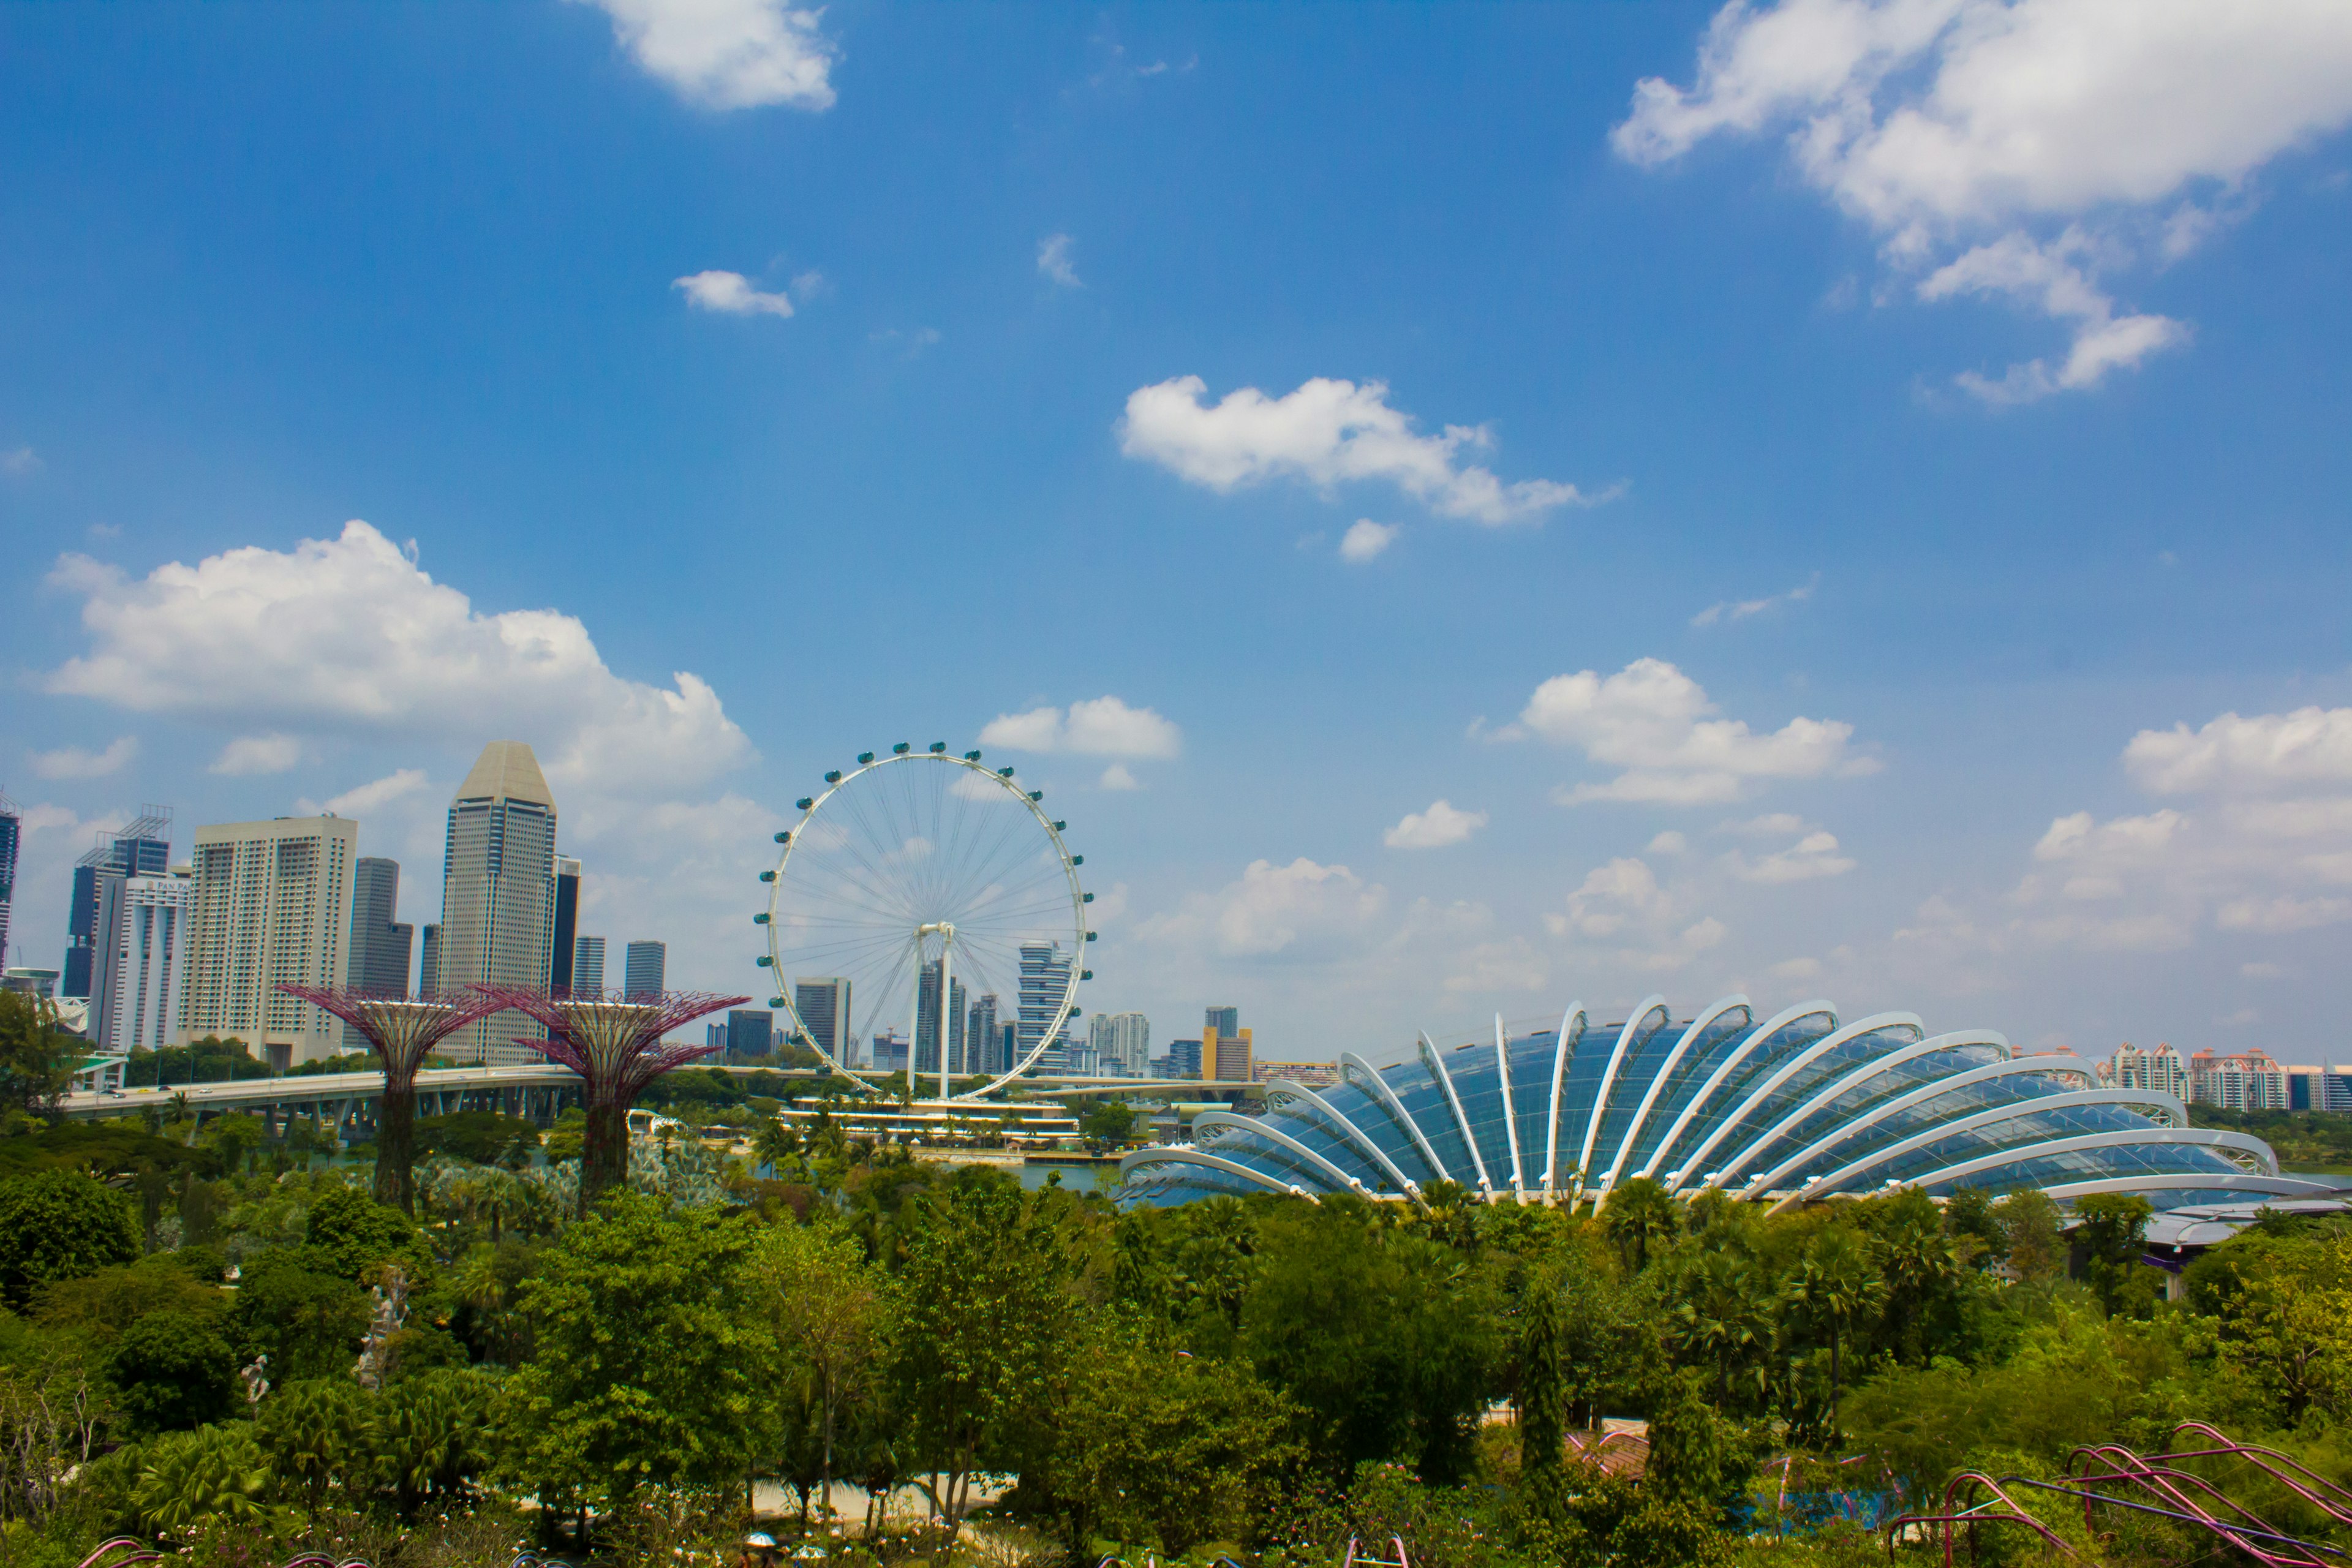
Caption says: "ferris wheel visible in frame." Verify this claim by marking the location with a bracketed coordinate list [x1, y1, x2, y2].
[757, 743, 1093, 1101]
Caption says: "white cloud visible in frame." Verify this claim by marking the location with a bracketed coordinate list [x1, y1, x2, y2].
[30, 736, 138, 780]
[673, 270, 796, 317]
[1, 447, 39, 477]
[1614, 0, 2352, 398]
[1723, 812, 1808, 835]
[1118, 375, 1613, 524]
[1771, 956, 1824, 980]
[1647, 830, 1689, 855]
[1509, 658, 1871, 805]
[209, 734, 303, 777]
[1339, 519, 1400, 563]
[2124, 706, 2352, 794]
[1692, 573, 1818, 627]
[1038, 233, 1081, 287]
[1725, 828, 1857, 883]
[1544, 856, 1728, 973]
[1099, 763, 1140, 791]
[301, 769, 431, 819]
[575, 0, 837, 111]
[43, 519, 751, 797]
[978, 696, 1182, 759]
[1134, 857, 1391, 960]
[1384, 799, 1488, 850]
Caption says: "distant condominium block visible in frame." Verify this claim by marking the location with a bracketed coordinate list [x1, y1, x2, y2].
[93, 870, 190, 1053]
[0, 789, 19, 972]
[2098, 1041, 2188, 1098]
[1158, 1038, 1203, 1080]
[624, 940, 666, 996]
[967, 992, 1001, 1075]
[572, 934, 606, 994]
[551, 856, 581, 992]
[64, 808, 172, 999]
[437, 742, 559, 1064]
[726, 1008, 773, 1060]
[1017, 941, 1073, 1068]
[2187, 1049, 2289, 1110]
[1204, 1005, 1251, 1082]
[916, 957, 967, 1076]
[177, 814, 358, 1068]
[793, 976, 850, 1061]
[343, 856, 417, 1051]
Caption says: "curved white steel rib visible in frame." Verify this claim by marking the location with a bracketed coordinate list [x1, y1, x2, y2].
[1268, 1079, 1423, 1199]
[1596, 995, 1749, 1205]
[1420, 1031, 1494, 1197]
[1119, 1146, 1322, 1202]
[1772, 1126, 2282, 1215]
[2037, 1172, 2337, 1203]
[1494, 1015, 1525, 1199]
[1342, 1050, 1450, 1185]
[1735, 1048, 2089, 1200]
[1688, 1013, 1923, 1194]
[1778, 1093, 2252, 1210]
[1194, 1111, 1367, 1194]
[1576, 998, 1668, 1205]
[1542, 1003, 1585, 1202]
[1638, 1001, 1837, 1186]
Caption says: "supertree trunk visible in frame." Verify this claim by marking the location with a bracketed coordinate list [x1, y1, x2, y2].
[470, 984, 750, 1219]
[276, 987, 504, 1215]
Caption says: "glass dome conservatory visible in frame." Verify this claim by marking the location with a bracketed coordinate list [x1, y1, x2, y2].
[1115, 995, 2323, 1213]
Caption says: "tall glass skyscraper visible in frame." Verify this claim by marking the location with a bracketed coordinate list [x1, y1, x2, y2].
[624, 940, 666, 996]
[572, 935, 606, 993]
[437, 742, 559, 1066]
[0, 790, 19, 973]
[794, 976, 849, 1062]
[1017, 941, 1072, 1071]
[344, 857, 415, 1050]
[63, 809, 172, 1000]
[551, 856, 581, 991]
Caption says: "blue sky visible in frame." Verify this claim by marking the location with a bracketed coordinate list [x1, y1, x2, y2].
[6, 0, 2352, 1064]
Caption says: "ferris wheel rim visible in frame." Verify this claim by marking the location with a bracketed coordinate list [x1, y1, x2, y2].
[761, 748, 1090, 1101]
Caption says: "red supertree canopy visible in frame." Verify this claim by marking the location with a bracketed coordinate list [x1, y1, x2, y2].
[274, 986, 505, 1084]
[469, 986, 750, 1103]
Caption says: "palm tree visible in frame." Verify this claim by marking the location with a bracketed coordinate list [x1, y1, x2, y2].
[1602, 1176, 1682, 1272]
[754, 1115, 802, 1178]
[1784, 1227, 1885, 1436]
[1673, 1249, 1771, 1403]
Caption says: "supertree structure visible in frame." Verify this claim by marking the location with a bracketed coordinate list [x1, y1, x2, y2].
[273, 986, 505, 1214]
[472, 986, 750, 1215]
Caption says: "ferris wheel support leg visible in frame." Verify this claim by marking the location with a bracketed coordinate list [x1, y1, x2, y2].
[905, 933, 922, 1104]
[940, 935, 952, 1101]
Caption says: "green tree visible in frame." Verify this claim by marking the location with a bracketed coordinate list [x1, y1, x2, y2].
[2072, 1192, 2157, 1316]
[1080, 1099, 1137, 1145]
[306, 1183, 431, 1281]
[0, 1169, 140, 1308]
[752, 1115, 803, 1177]
[106, 1309, 239, 1433]
[1516, 1257, 1571, 1520]
[1045, 1319, 1302, 1558]
[1670, 1248, 1772, 1405]
[1781, 1226, 1885, 1434]
[233, 1248, 372, 1382]
[371, 1367, 497, 1520]
[253, 1377, 371, 1513]
[0, 990, 77, 1116]
[497, 1193, 769, 1532]
[32, 1254, 229, 1345]
[747, 1217, 891, 1513]
[2000, 1188, 2065, 1283]
[132, 1422, 277, 1539]
[1601, 1177, 1681, 1272]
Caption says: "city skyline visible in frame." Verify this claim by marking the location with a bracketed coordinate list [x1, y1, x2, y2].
[5, 5, 2352, 1061]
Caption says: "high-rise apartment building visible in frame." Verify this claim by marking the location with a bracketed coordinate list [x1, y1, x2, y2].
[916, 957, 968, 1076]
[64, 809, 172, 999]
[177, 815, 358, 1068]
[437, 742, 559, 1066]
[418, 924, 442, 998]
[1204, 1006, 1251, 1082]
[572, 935, 605, 993]
[344, 857, 415, 1050]
[2099, 1042, 2188, 1099]
[967, 992, 1001, 1074]
[1090, 1011, 1149, 1076]
[2187, 1049, 2289, 1110]
[92, 870, 190, 1054]
[792, 977, 850, 1061]
[551, 856, 581, 992]
[1017, 941, 1073, 1070]
[0, 790, 20, 972]
[624, 940, 666, 996]
[1159, 1038, 1203, 1080]
[726, 1008, 773, 1060]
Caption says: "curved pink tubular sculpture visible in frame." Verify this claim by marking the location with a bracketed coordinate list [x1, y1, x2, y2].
[1882, 1471, 2078, 1567]
[2162, 1422, 2352, 1526]
[75, 1543, 160, 1568]
[2065, 1441, 2334, 1568]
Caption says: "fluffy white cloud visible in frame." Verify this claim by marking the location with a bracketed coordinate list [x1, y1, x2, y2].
[1647, 830, 1689, 855]
[1615, 0, 2352, 399]
[1508, 658, 1870, 805]
[575, 0, 837, 111]
[1136, 857, 1392, 960]
[1692, 573, 1818, 627]
[1384, 799, 1488, 850]
[673, 270, 796, 317]
[978, 696, 1182, 759]
[304, 769, 431, 819]
[1725, 827, 1856, 883]
[1119, 375, 1611, 524]
[1099, 763, 1140, 791]
[1038, 233, 1080, 287]
[1339, 519, 1400, 562]
[1545, 856, 1728, 973]
[209, 734, 302, 777]
[29, 736, 138, 780]
[2009, 702, 2352, 953]
[44, 520, 751, 797]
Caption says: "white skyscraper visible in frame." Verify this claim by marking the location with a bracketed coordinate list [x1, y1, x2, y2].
[93, 871, 190, 1054]
[438, 742, 559, 1065]
[177, 815, 358, 1067]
